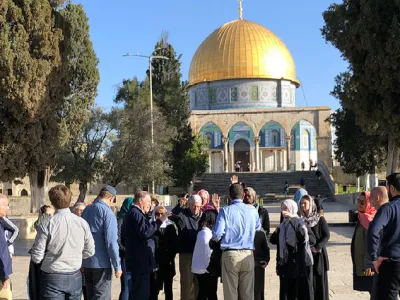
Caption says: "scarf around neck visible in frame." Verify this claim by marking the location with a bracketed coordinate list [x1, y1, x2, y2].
[300, 195, 321, 228]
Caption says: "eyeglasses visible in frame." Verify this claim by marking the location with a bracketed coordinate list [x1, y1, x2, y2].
[357, 199, 366, 205]
[155, 212, 164, 216]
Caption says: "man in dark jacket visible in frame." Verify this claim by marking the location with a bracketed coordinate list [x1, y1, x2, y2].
[169, 194, 202, 300]
[122, 191, 167, 299]
[368, 173, 400, 300]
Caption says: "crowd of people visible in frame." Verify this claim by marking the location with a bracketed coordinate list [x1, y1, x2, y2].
[0, 173, 399, 299]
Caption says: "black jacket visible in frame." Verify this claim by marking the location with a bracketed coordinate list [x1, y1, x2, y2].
[258, 206, 270, 235]
[254, 230, 270, 266]
[154, 223, 178, 276]
[270, 218, 316, 278]
[169, 208, 201, 254]
[310, 216, 330, 275]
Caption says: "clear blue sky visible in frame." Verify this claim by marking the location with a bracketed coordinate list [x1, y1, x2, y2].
[75, 0, 347, 110]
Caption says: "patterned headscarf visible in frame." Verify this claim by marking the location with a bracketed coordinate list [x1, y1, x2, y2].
[358, 191, 376, 230]
[300, 195, 321, 227]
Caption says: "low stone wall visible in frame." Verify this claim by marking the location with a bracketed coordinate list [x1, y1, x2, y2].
[334, 192, 360, 205]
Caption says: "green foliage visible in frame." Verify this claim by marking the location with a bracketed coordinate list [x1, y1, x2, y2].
[322, 0, 400, 166]
[52, 107, 112, 200]
[174, 135, 209, 187]
[329, 108, 387, 177]
[0, 1, 99, 209]
[150, 35, 207, 186]
[103, 102, 174, 188]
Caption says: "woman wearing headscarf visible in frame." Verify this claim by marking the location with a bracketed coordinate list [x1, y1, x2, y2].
[151, 206, 178, 300]
[117, 197, 134, 300]
[197, 189, 215, 211]
[300, 195, 330, 300]
[270, 199, 315, 300]
[351, 191, 376, 294]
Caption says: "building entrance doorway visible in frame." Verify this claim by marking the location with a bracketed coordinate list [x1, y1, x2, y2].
[234, 139, 250, 172]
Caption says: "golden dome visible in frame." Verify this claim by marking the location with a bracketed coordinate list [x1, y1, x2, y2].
[189, 19, 299, 86]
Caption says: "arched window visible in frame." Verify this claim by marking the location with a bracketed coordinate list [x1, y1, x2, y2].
[271, 130, 280, 146]
[205, 132, 213, 148]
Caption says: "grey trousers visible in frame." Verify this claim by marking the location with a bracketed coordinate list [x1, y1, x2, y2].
[83, 268, 112, 300]
[221, 250, 255, 300]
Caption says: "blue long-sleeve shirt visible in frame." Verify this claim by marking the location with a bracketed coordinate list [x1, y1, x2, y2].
[213, 199, 261, 250]
[0, 218, 11, 281]
[82, 200, 121, 272]
[368, 196, 400, 262]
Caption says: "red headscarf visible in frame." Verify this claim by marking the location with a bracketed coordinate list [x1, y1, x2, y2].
[358, 191, 376, 229]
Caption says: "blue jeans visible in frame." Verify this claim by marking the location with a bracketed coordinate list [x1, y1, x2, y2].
[41, 270, 82, 300]
[119, 259, 132, 300]
[83, 268, 112, 300]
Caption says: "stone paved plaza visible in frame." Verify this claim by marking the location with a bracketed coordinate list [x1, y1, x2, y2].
[10, 202, 370, 300]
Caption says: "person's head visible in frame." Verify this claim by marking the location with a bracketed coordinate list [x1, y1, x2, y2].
[314, 195, 324, 214]
[281, 199, 298, 219]
[229, 183, 244, 201]
[117, 197, 134, 219]
[300, 194, 313, 215]
[150, 197, 159, 212]
[98, 185, 117, 206]
[74, 203, 86, 217]
[0, 195, 9, 218]
[244, 187, 256, 204]
[154, 205, 167, 220]
[198, 209, 218, 230]
[39, 204, 50, 216]
[48, 185, 72, 210]
[197, 189, 210, 206]
[386, 173, 400, 200]
[370, 186, 389, 209]
[357, 191, 371, 213]
[188, 195, 202, 216]
[134, 190, 151, 214]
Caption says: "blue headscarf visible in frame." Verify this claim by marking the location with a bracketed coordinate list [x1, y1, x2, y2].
[117, 197, 134, 219]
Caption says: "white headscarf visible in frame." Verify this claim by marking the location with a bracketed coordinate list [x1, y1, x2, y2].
[278, 199, 313, 267]
[151, 206, 173, 229]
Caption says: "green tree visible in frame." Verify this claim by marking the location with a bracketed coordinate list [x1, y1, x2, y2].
[330, 108, 387, 177]
[103, 102, 174, 188]
[322, 0, 400, 174]
[53, 107, 112, 203]
[0, 1, 99, 212]
[150, 35, 207, 187]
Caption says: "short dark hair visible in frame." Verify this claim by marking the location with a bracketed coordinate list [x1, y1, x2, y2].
[48, 185, 71, 209]
[198, 209, 218, 230]
[134, 190, 149, 203]
[229, 183, 243, 200]
[386, 173, 400, 192]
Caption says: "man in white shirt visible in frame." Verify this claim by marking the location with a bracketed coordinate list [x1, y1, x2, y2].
[31, 185, 95, 300]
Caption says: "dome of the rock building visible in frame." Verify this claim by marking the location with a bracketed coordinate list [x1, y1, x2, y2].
[189, 19, 298, 87]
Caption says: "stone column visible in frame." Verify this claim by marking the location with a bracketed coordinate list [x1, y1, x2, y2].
[285, 136, 291, 171]
[230, 148, 235, 173]
[274, 150, 278, 171]
[222, 137, 229, 173]
[253, 136, 260, 172]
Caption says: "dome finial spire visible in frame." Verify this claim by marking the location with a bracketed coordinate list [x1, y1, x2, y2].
[238, 0, 243, 20]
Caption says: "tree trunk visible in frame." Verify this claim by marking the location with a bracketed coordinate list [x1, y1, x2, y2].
[369, 157, 377, 189]
[29, 169, 50, 213]
[76, 181, 88, 204]
[387, 136, 400, 175]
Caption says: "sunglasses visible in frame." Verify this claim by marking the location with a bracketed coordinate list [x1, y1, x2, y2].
[155, 212, 165, 216]
[357, 199, 366, 205]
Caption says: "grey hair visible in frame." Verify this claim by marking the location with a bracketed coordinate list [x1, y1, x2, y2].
[74, 202, 86, 209]
[189, 194, 202, 204]
[134, 190, 149, 203]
